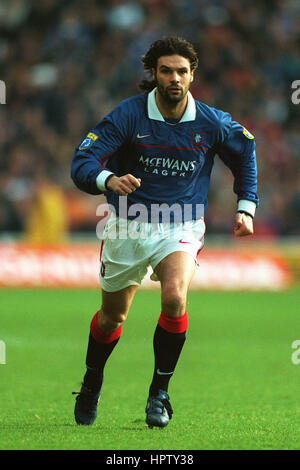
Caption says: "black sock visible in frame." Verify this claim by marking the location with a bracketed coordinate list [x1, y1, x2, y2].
[149, 324, 186, 397]
[83, 332, 120, 394]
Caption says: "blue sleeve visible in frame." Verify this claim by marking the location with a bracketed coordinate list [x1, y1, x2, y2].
[216, 118, 259, 207]
[71, 105, 129, 195]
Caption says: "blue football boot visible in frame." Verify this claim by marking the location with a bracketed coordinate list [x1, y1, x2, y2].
[145, 389, 173, 428]
[73, 383, 101, 425]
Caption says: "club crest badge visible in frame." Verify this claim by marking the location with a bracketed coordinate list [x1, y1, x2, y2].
[191, 130, 205, 147]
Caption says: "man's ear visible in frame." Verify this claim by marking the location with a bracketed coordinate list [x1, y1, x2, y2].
[152, 68, 156, 80]
[190, 69, 194, 83]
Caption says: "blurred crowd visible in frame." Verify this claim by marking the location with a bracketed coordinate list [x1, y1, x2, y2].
[0, 0, 299, 243]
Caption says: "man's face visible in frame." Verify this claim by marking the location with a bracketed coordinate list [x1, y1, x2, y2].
[153, 55, 194, 104]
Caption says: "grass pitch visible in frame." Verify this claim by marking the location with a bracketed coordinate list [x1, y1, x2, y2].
[0, 287, 299, 450]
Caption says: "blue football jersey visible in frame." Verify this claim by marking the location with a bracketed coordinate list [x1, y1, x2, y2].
[71, 88, 259, 220]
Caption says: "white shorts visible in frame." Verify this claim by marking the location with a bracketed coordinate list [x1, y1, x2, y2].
[99, 213, 205, 292]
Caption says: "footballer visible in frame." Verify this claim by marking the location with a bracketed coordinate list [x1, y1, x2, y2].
[71, 36, 258, 428]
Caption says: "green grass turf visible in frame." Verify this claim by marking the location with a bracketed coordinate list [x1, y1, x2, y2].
[0, 287, 299, 450]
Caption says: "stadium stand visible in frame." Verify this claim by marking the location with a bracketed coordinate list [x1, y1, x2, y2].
[0, 0, 299, 240]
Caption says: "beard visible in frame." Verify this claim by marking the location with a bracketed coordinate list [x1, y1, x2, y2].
[156, 83, 187, 104]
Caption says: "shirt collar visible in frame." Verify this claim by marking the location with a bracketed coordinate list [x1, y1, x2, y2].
[147, 87, 196, 123]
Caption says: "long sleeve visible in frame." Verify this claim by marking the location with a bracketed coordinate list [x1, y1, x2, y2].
[71, 109, 129, 195]
[216, 120, 259, 216]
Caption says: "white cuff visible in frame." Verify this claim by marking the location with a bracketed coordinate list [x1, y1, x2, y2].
[237, 200, 256, 218]
[96, 170, 115, 191]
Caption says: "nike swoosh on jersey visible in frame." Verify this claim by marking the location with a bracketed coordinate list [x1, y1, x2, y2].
[137, 133, 152, 138]
[157, 369, 173, 375]
[179, 239, 192, 244]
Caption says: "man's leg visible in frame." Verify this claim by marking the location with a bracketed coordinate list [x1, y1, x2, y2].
[146, 251, 196, 427]
[74, 285, 138, 425]
[83, 285, 137, 392]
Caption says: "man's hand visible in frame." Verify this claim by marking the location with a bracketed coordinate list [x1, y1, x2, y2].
[106, 174, 141, 196]
[234, 212, 254, 237]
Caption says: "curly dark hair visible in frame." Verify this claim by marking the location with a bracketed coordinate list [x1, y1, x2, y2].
[139, 36, 199, 92]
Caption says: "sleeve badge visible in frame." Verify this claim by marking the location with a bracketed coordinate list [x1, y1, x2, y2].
[242, 127, 254, 139]
[78, 132, 99, 150]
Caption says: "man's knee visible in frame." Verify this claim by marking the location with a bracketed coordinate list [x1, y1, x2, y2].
[97, 307, 127, 333]
[99, 285, 136, 333]
[161, 285, 186, 317]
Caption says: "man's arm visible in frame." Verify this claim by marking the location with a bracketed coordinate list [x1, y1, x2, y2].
[216, 120, 259, 236]
[71, 103, 136, 195]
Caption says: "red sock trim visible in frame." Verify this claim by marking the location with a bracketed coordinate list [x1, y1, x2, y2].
[90, 311, 122, 344]
[158, 310, 188, 334]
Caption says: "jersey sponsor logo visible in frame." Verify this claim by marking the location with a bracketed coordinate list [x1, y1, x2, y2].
[139, 155, 197, 177]
[243, 127, 254, 139]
